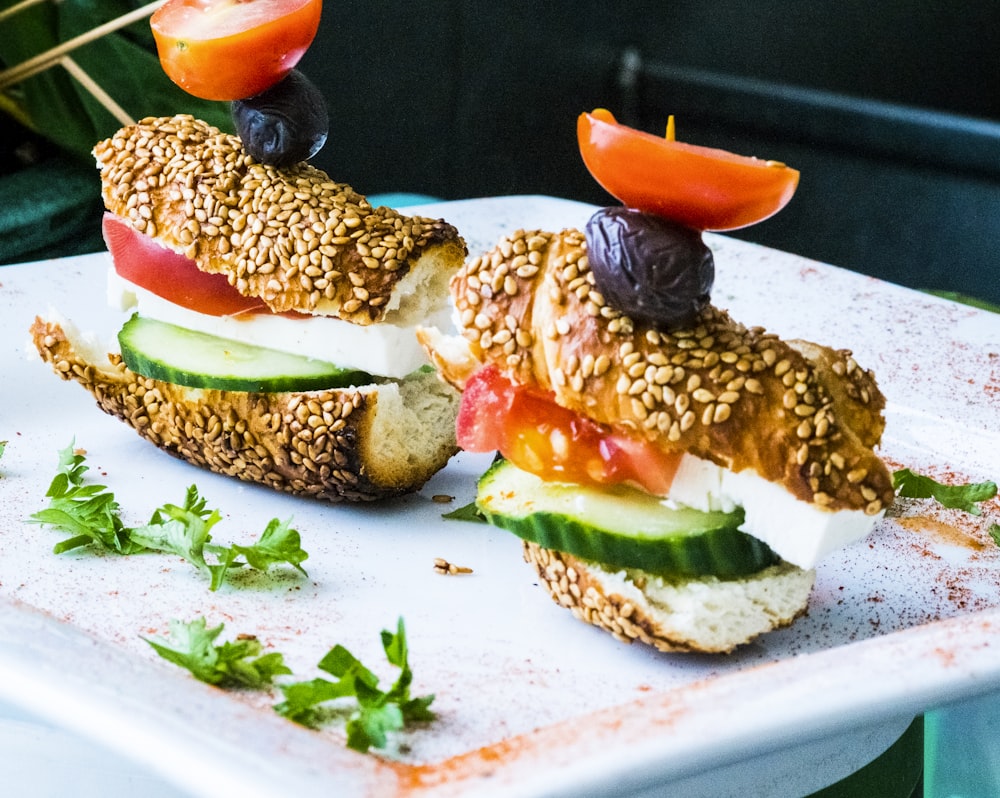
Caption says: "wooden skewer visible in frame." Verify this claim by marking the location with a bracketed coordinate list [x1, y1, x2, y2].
[61, 55, 134, 126]
[0, 0, 165, 90]
[0, 0, 50, 26]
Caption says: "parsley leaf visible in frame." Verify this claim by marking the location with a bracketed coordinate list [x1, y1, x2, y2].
[892, 468, 998, 515]
[129, 484, 221, 572]
[231, 517, 310, 575]
[203, 515, 310, 590]
[28, 440, 141, 554]
[144, 618, 291, 689]
[441, 501, 486, 523]
[147, 614, 436, 753]
[29, 442, 309, 590]
[990, 525, 1000, 548]
[275, 617, 435, 752]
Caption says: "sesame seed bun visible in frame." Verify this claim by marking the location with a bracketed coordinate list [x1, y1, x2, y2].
[420, 225, 894, 651]
[523, 541, 815, 654]
[93, 115, 466, 325]
[31, 316, 459, 501]
[426, 227, 894, 515]
[30, 115, 469, 501]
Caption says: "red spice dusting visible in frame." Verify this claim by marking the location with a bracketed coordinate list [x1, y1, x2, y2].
[897, 516, 989, 553]
[383, 690, 691, 794]
[932, 647, 957, 667]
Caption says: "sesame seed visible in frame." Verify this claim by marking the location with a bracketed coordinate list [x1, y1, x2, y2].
[441, 224, 894, 518]
[93, 114, 464, 323]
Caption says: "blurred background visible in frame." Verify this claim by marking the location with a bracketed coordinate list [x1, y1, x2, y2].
[3, 0, 999, 304]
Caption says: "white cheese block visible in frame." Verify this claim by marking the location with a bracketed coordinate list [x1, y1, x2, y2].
[668, 455, 882, 570]
[107, 269, 452, 379]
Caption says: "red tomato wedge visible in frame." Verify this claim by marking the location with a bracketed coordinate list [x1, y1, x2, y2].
[578, 109, 800, 231]
[102, 214, 273, 316]
[150, 0, 322, 101]
[457, 366, 681, 497]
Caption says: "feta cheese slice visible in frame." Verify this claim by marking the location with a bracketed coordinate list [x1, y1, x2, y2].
[668, 454, 882, 569]
[108, 269, 451, 379]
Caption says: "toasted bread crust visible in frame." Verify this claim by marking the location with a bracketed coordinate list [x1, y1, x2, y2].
[523, 541, 815, 654]
[93, 115, 466, 324]
[31, 317, 459, 502]
[441, 228, 894, 514]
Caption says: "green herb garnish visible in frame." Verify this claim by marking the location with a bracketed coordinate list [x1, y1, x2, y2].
[147, 616, 435, 753]
[989, 525, 1000, 547]
[892, 468, 998, 515]
[29, 441, 309, 590]
[130, 485, 309, 591]
[0, 0, 232, 160]
[144, 617, 291, 689]
[29, 442, 141, 554]
[275, 618, 436, 752]
[441, 500, 485, 523]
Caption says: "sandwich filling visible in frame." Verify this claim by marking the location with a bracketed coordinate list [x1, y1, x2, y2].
[103, 212, 453, 380]
[457, 364, 880, 571]
[424, 223, 895, 582]
[109, 269, 449, 379]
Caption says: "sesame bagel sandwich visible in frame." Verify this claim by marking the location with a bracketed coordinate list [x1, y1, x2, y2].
[31, 114, 467, 502]
[418, 111, 895, 653]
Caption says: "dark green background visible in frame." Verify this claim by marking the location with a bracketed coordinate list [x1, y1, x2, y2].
[5, 1, 999, 304]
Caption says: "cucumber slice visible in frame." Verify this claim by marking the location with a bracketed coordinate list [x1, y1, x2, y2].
[477, 459, 779, 578]
[118, 314, 373, 392]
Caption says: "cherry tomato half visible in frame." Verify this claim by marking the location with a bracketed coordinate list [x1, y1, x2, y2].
[578, 109, 800, 231]
[150, 0, 322, 101]
[457, 366, 681, 497]
[103, 214, 272, 316]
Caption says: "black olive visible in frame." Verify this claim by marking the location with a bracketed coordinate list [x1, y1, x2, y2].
[584, 207, 714, 330]
[231, 69, 329, 168]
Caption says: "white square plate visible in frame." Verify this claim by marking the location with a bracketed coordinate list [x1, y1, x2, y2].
[1, 196, 998, 797]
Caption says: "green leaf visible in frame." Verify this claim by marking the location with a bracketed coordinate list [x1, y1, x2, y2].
[231, 517, 309, 575]
[128, 485, 221, 571]
[205, 545, 244, 592]
[275, 618, 435, 752]
[381, 618, 435, 723]
[400, 693, 438, 723]
[317, 644, 377, 684]
[28, 440, 139, 554]
[0, 0, 232, 159]
[29, 444, 309, 590]
[144, 617, 226, 685]
[892, 468, 998, 515]
[441, 501, 486, 523]
[382, 617, 408, 669]
[274, 678, 356, 728]
[346, 703, 403, 753]
[989, 525, 1000, 548]
[144, 617, 290, 689]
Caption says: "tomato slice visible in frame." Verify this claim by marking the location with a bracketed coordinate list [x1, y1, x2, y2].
[457, 366, 680, 496]
[150, 0, 322, 101]
[578, 109, 799, 231]
[102, 214, 272, 316]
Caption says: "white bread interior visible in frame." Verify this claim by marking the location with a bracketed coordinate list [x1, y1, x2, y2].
[31, 315, 459, 502]
[524, 541, 815, 654]
[93, 114, 467, 325]
[422, 227, 895, 515]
